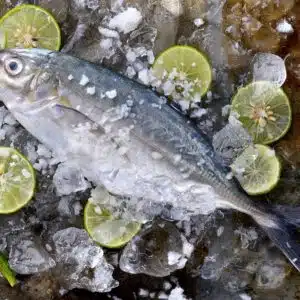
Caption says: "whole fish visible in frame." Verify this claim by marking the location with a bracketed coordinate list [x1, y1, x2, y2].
[0, 48, 299, 271]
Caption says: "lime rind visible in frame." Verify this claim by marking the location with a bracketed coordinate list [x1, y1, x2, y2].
[0, 147, 35, 214]
[0, 4, 61, 50]
[231, 81, 292, 145]
[84, 200, 141, 249]
[152, 45, 212, 100]
[231, 144, 281, 195]
[0, 253, 17, 287]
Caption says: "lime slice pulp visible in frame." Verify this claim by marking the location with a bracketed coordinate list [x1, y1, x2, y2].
[84, 200, 141, 249]
[0, 253, 16, 287]
[231, 81, 292, 144]
[152, 45, 212, 102]
[231, 144, 281, 195]
[0, 4, 61, 50]
[0, 147, 35, 214]
[0, 29, 5, 49]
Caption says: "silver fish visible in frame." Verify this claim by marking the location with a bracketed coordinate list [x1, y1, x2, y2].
[0, 48, 299, 271]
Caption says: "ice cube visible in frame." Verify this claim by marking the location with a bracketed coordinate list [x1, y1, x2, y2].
[168, 286, 188, 300]
[187, 25, 251, 69]
[0, 106, 9, 128]
[8, 232, 56, 275]
[36, 0, 69, 23]
[276, 19, 294, 34]
[221, 268, 252, 293]
[57, 195, 83, 217]
[254, 258, 287, 290]
[53, 162, 91, 195]
[108, 7, 143, 34]
[213, 122, 253, 166]
[127, 25, 157, 50]
[52, 227, 118, 292]
[161, 0, 183, 17]
[251, 53, 287, 87]
[119, 220, 191, 277]
[183, 0, 225, 24]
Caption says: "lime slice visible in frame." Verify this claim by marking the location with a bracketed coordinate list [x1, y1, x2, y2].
[0, 253, 16, 287]
[152, 45, 212, 101]
[231, 144, 281, 195]
[231, 81, 292, 144]
[0, 147, 35, 214]
[0, 4, 61, 50]
[0, 30, 5, 49]
[84, 200, 141, 249]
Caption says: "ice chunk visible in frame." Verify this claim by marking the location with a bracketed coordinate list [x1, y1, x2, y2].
[36, 0, 69, 23]
[183, 0, 225, 24]
[239, 294, 251, 300]
[194, 18, 205, 27]
[139, 288, 149, 297]
[255, 258, 287, 290]
[149, 4, 178, 55]
[36, 144, 52, 159]
[105, 89, 117, 99]
[251, 53, 287, 87]
[8, 233, 56, 275]
[161, 0, 183, 17]
[234, 227, 258, 249]
[4, 113, 17, 126]
[127, 25, 157, 51]
[168, 286, 188, 300]
[53, 162, 91, 195]
[138, 69, 150, 85]
[58, 195, 83, 217]
[52, 227, 118, 292]
[187, 25, 251, 69]
[276, 19, 294, 34]
[0, 106, 9, 128]
[220, 267, 253, 293]
[119, 220, 191, 277]
[200, 216, 241, 280]
[108, 7, 143, 34]
[213, 122, 252, 166]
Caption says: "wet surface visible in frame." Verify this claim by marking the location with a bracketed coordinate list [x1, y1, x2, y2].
[1, 0, 300, 299]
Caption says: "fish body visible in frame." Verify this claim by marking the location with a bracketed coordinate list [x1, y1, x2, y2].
[0, 49, 299, 271]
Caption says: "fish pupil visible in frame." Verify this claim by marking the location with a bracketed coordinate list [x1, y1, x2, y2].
[9, 61, 18, 71]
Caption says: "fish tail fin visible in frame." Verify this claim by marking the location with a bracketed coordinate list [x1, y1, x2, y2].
[260, 207, 300, 271]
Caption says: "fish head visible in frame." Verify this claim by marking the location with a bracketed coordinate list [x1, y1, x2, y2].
[0, 48, 58, 112]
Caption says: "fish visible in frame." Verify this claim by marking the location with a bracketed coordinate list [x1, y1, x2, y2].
[0, 48, 300, 272]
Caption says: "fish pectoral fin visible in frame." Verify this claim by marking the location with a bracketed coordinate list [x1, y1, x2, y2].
[54, 104, 106, 134]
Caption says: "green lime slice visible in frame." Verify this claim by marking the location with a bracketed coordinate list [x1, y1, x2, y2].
[0, 29, 5, 49]
[0, 4, 61, 50]
[152, 45, 212, 101]
[231, 81, 292, 144]
[0, 253, 16, 287]
[84, 200, 141, 249]
[0, 147, 35, 214]
[231, 144, 281, 195]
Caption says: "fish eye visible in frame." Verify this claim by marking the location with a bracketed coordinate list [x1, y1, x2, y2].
[4, 58, 23, 76]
